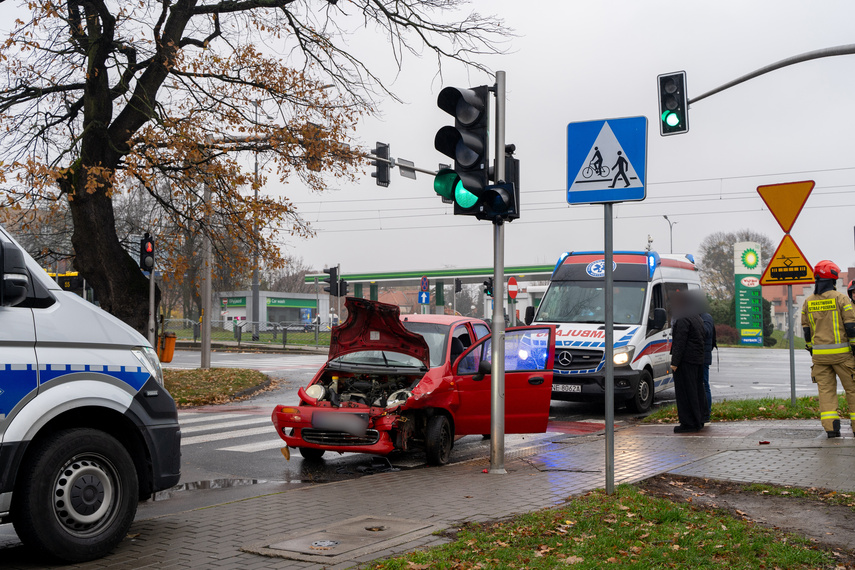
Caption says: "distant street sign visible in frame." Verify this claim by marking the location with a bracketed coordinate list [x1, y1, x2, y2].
[567, 116, 647, 204]
[420, 275, 429, 292]
[418, 291, 430, 305]
[507, 277, 519, 300]
[760, 235, 815, 285]
[757, 180, 815, 233]
[397, 158, 417, 180]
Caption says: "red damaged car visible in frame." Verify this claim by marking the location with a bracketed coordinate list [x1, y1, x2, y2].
[272, 298, 556, 465]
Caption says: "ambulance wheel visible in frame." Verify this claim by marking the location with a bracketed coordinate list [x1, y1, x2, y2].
[628, 371, 654, 413]
[13, 428, 138, 563]
[425, 415, 453, 466]
[298, 447, 325, 460]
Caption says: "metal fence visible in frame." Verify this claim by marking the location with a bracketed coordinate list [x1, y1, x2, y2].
[162, 318, 333, 347]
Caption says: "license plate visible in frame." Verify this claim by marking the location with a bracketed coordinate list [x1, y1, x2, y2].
[312, 412, 369, 436]
[554, 383, 581, 393]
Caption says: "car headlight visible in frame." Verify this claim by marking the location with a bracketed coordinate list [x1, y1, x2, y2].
[613, 346, 635, 367]
[305, 384, 326, 400]
[133, 346, 164, 386]
[386, 389, 412, 410]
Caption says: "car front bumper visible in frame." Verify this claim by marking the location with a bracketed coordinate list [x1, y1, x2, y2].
[272, 405, 397, 456]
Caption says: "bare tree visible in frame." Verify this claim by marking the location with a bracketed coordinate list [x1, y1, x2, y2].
[699, 229, 774, 299]
[262, 256, 315, 294]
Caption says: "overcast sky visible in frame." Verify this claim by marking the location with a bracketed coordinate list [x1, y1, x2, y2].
[266, 0, 855, 280]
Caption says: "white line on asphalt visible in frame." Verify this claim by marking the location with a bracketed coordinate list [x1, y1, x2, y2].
[180, 417, 270, 434]
[178, 413, 249, 425]
[181, 426, 272, 445]
[218, 439, 287, 453]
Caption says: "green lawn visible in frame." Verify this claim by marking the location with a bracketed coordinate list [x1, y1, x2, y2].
[163, 368, 270, 407]
[643, 394, 849, 423]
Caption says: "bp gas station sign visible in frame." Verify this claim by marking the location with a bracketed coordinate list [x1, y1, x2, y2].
[734, 242, 763, 345]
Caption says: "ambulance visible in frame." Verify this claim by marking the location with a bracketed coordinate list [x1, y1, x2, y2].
[0, 225, 180, 562]
[525, 251, 702, 412]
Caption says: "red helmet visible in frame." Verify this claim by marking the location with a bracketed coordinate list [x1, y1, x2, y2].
[814, 260, 840, 280]
[848, 280, 855, 294]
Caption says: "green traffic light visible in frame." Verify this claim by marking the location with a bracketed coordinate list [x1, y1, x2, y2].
[661, 111, 681, 127]
[434, 168, 460, 200]
[455, 185, 478, 208]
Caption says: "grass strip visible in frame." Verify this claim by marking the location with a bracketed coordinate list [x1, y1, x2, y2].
[373, 485, 835, 569]
[163, 368, 269, 407]
[643, 394, 850, 423]
[743, 483, 855, 512]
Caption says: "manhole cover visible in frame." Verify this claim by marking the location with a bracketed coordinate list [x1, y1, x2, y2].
[311, 540, 340, 548]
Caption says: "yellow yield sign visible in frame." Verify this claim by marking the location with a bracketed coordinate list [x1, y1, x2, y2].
[756, 180, 814, 233]
[760, 234, 815, 285]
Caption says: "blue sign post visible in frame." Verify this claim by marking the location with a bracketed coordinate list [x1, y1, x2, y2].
[566, 115, 647, 496]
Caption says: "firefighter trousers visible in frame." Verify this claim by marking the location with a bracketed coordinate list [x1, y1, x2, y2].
[813, 354, 855, 432]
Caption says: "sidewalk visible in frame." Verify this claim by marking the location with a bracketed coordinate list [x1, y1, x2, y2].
[4, 419, 854, 569]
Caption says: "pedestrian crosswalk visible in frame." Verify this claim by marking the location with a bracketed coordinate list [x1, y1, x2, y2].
[179, 411, 285, 453]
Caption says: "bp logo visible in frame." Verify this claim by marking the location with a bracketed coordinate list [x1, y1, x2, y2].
[741, 248, 759, 270]
[585, 259, 617, 278]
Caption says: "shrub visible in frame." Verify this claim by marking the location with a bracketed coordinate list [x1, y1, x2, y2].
[715, 324, 739, 344]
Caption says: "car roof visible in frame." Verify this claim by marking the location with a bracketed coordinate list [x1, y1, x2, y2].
[400, 314, 487, 327]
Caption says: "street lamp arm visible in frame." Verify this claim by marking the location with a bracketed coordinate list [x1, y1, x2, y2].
[689, 43, 855, 105]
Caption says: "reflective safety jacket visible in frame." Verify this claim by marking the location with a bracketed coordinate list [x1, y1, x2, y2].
[801, 290, 855, 363]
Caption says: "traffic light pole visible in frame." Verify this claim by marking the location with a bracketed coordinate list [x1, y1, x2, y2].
[489, 70, 507, 475]
[148, 263, 156, 346]
[201, 179, 213, 370]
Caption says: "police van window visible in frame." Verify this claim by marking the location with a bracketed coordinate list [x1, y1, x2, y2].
[663, 282, 689, 324]
[473, 324, 490, 340]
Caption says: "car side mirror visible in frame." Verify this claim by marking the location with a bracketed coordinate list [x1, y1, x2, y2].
[525, 306, 535, 325]
[0, 242, 28, 307]
[473, 359, 492, 381]
[650, 307, 667, 331]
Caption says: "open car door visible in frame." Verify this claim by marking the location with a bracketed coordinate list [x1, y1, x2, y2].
[452, 325, 556, 435]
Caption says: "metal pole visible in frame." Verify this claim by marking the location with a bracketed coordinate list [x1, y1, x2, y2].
[201, 180, 213, 370]
[453, 281, 457, 316]
[314, 277, 320, 345]
[336, 263, 341, 326]
[787, 284, 796, 406]
[251, 104, 260, 341]
[489, 70, 507, 474]
[147, 264, 156, 346]
[604, 203, 615, 495]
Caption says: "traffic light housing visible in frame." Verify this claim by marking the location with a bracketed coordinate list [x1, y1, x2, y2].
[454, 278, 463, 293]
[339, 280, 349, 297]
[139, 233, 154, 271]
[323, 266, 339, 297]
[657, 71, 689, 136]
[434, 85, 490, 216]
[483, 277, 493, 297]
[370, 142, 390, 187]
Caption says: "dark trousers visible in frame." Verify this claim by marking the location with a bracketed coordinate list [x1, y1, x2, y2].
[674, 363, 706, 430]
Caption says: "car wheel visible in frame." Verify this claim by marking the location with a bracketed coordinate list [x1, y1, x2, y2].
[12, 428, 138, 563]
[627, 370, 654, 413]
[425, 415, 453, 466]
[298, 447, 325, 460]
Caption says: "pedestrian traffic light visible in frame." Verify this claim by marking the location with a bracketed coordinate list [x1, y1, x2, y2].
[454, 278, 463, 293]
[139, 233, 154, 271]
[339, 280, 349, 297]
[483, 277, 493, 297]
[323, 266, 339, 297]
[370, 142, 390, 187]
[434, 85, 490, 216]
[657, 71, 689, 136]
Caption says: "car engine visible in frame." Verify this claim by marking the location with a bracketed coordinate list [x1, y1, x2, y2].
[306, 373, 420, 409]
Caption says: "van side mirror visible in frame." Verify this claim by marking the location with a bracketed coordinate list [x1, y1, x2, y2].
[650, 307, 667, 330]
[525, 306, 535, 325]
[0, 242, 28, 307]
[473, 359, 492, 381]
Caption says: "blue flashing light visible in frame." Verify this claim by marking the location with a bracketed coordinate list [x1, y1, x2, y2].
[647, 252, 661, 280]
[685, 254, 695, 264]
[553, 252, 570, 276]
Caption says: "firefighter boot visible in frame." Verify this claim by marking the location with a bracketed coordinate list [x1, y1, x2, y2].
[828, 419, 841, 439]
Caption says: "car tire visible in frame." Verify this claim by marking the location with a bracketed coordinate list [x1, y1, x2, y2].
[12, 428, 138, 563]
[425, 415, 453, 466]
[298, 447, 325, 460]
[627, 370, 654, 413]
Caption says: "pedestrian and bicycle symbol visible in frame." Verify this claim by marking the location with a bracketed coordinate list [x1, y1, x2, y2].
[567, 116, 647, 205]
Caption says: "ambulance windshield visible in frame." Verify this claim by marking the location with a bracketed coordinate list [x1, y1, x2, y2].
[534, 281, 647, 325]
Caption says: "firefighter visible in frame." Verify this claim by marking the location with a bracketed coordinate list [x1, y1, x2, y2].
[848, 280, 855, 303]
[801, 260, 855, 438]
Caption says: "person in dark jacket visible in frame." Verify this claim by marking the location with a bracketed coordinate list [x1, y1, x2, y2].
[669, 291, 707, 433]
[700, 297, 717, 425]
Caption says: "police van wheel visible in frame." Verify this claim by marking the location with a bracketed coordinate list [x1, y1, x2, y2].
[628, 371, 654, 413]
[12, 428, 138, 563]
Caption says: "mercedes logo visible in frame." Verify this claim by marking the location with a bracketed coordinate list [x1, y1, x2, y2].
[557, 351, 574, 367]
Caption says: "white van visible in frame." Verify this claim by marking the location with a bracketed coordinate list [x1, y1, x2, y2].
[0, 225, 180, 562]
[525, 251, 701, 412]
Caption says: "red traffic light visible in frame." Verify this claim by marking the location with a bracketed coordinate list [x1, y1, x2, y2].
[145, 242, 153, 253]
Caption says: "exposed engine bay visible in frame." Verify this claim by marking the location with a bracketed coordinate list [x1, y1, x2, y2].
[304, 372, 423, 410]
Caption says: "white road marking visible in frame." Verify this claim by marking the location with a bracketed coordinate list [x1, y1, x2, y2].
[218, 439, 287, 453]
[178, 413, 248, 425]
[180, 417, 271, 434]
[181, 426, 272, 445]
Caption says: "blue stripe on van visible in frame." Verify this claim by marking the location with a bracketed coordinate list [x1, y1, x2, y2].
[39, 365, 149, 392]
[0, 365, 38, 417]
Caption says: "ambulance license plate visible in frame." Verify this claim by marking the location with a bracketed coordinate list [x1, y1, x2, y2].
[554, 383, 581, 393]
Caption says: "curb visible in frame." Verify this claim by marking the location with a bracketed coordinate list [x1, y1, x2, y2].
[231, 377, 273, 400]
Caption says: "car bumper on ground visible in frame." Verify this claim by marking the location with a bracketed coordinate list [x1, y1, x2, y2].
[272, 405, 397, 456]
[550, 368, 641, 402]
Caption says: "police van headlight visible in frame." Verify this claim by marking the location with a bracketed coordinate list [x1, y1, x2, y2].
[613, 346, 635, 367]
[133, 346, 165, 386]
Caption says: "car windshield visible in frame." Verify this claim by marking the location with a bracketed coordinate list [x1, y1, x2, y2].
[330, 351, 424, 369]
[534, 281, 647, 325]
[401, 321, 449, 368]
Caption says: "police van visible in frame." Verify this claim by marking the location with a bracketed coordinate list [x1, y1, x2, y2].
[525, 251, 702, 412]
[0, 225, 180, 562]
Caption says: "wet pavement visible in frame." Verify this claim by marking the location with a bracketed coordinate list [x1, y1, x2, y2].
[3, 418, 853, 569]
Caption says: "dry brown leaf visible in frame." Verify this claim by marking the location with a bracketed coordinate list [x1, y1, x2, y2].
[407, 563, 431, 570]
[564, 556, 584, 565]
